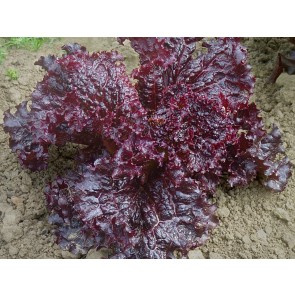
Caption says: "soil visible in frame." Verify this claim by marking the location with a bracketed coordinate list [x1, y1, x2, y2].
[0, 37, 294, 259]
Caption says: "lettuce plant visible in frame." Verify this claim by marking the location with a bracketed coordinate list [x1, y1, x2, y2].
[3, 38, 292, 258]
[268, 37, 295, 83]
[268, 52, 295, 83]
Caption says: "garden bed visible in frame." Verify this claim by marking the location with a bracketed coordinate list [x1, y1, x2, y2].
[0, 37, 294, 258]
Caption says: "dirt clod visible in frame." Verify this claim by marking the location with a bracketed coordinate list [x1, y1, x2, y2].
[86, 248, 110, 259]
[273, 208, 291, 222]
[8, 245, 19, 256]
[281, 233, 295, 250]
[209, 252, 224, 259]
[188, 249, 205, 259]
[1, 225, 23, 243]
[218, 206, 230, 218]
[61, 250, 82, 259]
[256, 229, 268, 244]
[7, 88, 21, 103]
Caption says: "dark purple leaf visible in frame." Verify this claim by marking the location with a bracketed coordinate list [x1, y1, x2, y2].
[262, 157, 292, 192]
[4, 44, 162, 178]
[46, 155, 218, 258]
[226, 104, 292, 190]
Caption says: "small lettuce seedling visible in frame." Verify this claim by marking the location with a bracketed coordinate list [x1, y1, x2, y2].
[6, 68, 19, 80]
[3, 38, 292, 258]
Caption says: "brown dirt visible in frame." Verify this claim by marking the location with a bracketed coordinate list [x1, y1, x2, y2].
[0, 38, 294, 259]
